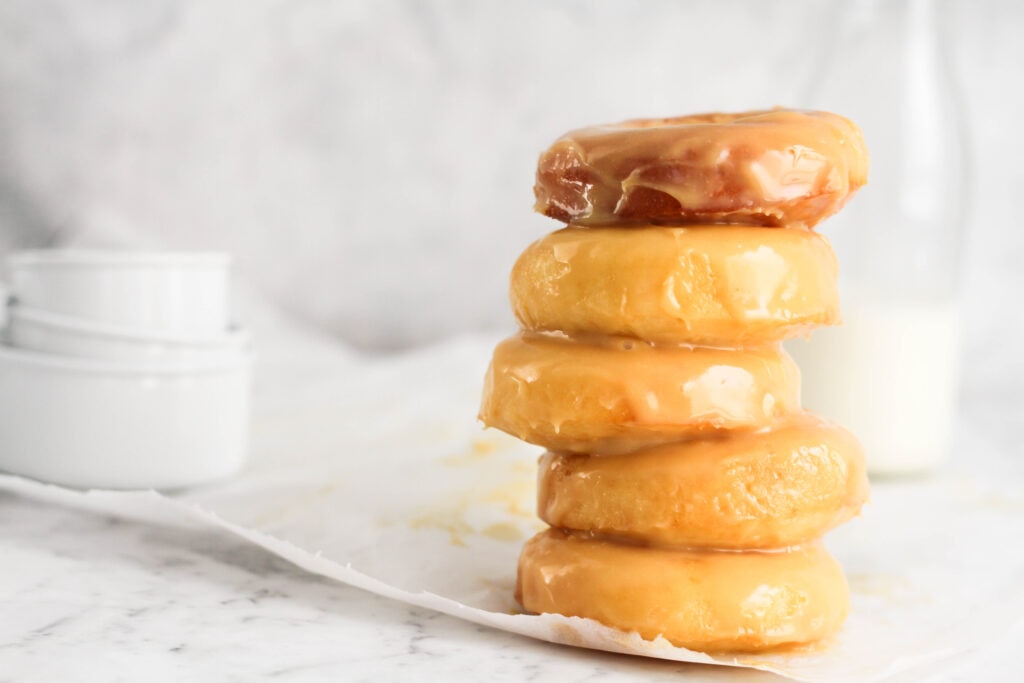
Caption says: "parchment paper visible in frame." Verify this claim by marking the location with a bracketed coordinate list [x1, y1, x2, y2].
[2, 331, 1022, 682]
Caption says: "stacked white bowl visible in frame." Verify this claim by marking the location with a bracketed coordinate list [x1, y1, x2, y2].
[0, 251, 252, 489]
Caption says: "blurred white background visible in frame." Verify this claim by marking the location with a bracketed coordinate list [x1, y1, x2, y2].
[0, 0, 1021, 397]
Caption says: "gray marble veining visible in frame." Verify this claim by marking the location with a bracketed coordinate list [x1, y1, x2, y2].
[0, 493, 788, 682]
[1, 488, 1021, 682]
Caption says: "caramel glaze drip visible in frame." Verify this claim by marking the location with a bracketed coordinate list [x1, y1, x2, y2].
[534, 109, 869, 229]
[482, 108, 870, 652]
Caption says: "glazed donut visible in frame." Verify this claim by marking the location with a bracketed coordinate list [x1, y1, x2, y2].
[534, 109, 868, 228]
[511, 225, 840, 346]
[479, 332, 800, 455]
[516, 529, 849, 652]
[538, 412, 868, 548]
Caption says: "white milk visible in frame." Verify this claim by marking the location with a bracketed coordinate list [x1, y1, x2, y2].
[786, 300, 961, 477]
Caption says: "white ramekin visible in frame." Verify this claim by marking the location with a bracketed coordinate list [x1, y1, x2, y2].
[7, 250, 230, 335]
[0, 344, 252, 489]
[5, 304, 250, 364]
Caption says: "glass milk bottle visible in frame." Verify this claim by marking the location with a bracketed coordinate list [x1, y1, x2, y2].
[789, 0, 968, 476]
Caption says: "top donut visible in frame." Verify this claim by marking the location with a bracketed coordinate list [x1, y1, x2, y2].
[534, 109, 868, 229]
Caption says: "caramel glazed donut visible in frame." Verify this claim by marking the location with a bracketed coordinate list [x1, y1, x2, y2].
[534, 109, 868, 228]
[510, 224, 840, 347]
[538, 412, 868, 549]
[480, 332, 802, 455]
[517, 529, 849, 653]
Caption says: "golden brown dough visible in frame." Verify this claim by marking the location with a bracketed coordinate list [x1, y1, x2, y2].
[538, 412, 868, 548]
[479, 332, 800, 454]
[511, 225, 840, 346]
[534, 109, 868, 228]
[517, 529, 849, 652]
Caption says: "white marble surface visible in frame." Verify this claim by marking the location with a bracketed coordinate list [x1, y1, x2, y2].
[0, 483, 1020, 683]
[0, 494, 779, 682]
[0, 304, 1021, 682]
[0, 287, 1020, 683]
[0, 327, 1020, 682]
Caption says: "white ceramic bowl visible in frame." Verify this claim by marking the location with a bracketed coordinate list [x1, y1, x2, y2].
[6, 305, 251, 364]
[8, 250, 230, 335]
[0, 345, 251, 489]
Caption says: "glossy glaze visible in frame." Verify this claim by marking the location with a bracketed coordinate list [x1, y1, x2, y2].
[534, 109, 868, 228]
[516, 529, 849, 652]
[538, 412, 868, 548]
[480, 332, 801, 454]
[511, 225, 840, 346]
[491, 108, 869, 654]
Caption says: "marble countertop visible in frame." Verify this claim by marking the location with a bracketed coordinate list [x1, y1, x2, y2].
[0, 492, 774, 683]
[1, 329, 1021, 682]
[1, 489, 1020, 683]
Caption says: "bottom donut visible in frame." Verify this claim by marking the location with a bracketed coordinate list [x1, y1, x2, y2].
[516, 528, 849, 653]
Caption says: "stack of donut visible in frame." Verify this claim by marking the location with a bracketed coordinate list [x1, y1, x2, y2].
[480, 109, 871, 652]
